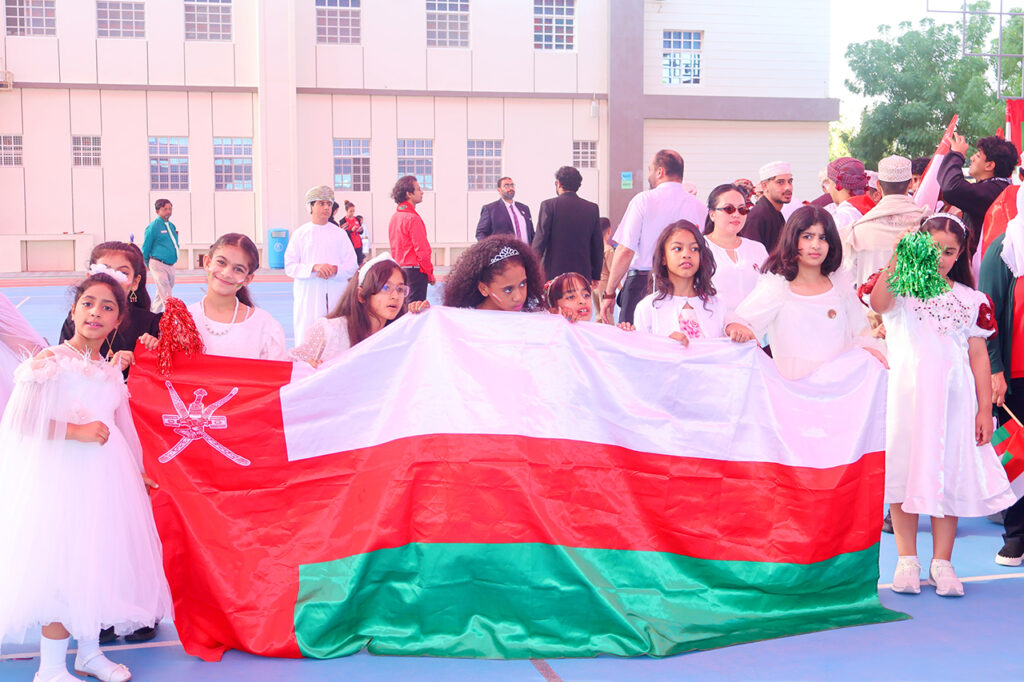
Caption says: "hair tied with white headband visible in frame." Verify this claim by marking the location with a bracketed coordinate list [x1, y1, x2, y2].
[358, 251, 398, 286]
[922, 212, 967, 236]
[88, 262, 130, 284]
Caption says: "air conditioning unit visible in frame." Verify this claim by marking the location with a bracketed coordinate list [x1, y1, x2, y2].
[0, 71, 13, 92]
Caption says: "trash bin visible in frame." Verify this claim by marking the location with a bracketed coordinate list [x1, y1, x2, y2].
[267, 228, 289, 269]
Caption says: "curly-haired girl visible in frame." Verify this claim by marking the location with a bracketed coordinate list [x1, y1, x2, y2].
[442, 235, 546, 312]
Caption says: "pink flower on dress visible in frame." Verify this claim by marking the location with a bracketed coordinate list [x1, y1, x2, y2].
[678, 307, 704, 340]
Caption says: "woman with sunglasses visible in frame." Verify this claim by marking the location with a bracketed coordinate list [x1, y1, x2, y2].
[291, 252, 430, 369]
[703, 183, 770, 311]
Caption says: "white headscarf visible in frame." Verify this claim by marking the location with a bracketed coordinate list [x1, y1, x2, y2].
[1001, 186, 1024, 278]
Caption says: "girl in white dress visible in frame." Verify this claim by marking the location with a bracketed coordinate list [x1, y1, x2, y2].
[629, 220, 755, 345]
[0, 273, 172, 682]
[291, 253, 430, 368]
[703, 183, 769, 311]
[870, 214, 1015, 597]
[188, 233, 287, 360]
[730, 205, 887, 379]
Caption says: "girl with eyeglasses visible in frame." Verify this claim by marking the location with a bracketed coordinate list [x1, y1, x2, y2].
[703, 183, 769, 311]
[291, 253, 429, 368]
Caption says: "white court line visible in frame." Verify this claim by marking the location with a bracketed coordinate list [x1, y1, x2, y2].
[878, 570, 1024, 589]
[14, 297, 29, 308]
[0, 639, 182, 661]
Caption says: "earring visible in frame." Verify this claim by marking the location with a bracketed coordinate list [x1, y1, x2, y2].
[129, 289, 138, 303]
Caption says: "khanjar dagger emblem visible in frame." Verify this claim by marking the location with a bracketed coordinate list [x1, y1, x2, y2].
[158, 381, 251, 467]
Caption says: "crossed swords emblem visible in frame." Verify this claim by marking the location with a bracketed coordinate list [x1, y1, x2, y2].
[158, 381, 251, 467]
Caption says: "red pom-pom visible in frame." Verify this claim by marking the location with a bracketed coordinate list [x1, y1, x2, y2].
[856, 269, 883, 305]
[978, 297, 997, 333]
[156, 297, 204, 376]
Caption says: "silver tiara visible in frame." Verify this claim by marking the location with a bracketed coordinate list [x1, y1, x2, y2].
[923, 212, 967, 235]
[489, 245, 520, 266]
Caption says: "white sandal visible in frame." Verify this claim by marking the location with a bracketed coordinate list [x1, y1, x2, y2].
[33, 671, 81, 682]
[74, 650, 132, 682]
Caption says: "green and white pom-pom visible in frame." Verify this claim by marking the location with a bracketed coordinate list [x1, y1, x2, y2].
[886, 230, 950, 299]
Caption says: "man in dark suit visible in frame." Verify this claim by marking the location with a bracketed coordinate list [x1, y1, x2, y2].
[475, 176, 534, 244]
[532, 166, 603, 283]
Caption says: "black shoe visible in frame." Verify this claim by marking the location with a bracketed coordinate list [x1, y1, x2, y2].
[125, 624, 158, 643]
[996, 539, 1024, 567]
[99, 626, 118, 644]
[881, 511, 893, 534]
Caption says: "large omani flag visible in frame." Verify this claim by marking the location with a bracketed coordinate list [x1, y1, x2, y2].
[128, 308, 905, 662]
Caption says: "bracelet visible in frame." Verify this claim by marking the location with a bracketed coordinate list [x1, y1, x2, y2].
[602, 293, 616, 300]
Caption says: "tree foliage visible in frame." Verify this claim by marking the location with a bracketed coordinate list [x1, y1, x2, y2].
[843, 5, 1004, 167]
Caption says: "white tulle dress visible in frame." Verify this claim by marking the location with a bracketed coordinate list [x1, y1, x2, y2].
[0, 344, 172, 645]
[883, 283, 1016, 517]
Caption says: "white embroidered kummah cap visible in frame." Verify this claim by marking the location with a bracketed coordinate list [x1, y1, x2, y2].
[758, 161, 792, 182]
[304, 185, 335, 204]
[877, 155, 913, 182]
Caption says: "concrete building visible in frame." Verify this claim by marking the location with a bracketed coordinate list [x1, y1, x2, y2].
[0, 0, 836, 272]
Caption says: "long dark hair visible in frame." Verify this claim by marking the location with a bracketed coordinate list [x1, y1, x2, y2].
[89, 241, 151, 311]
[69, 272, 128, 326]
[921, 215, 974, 288]
[762, 205, 842, 280]
[443, 234, 546, 310]
[650, 220, 717, 309]
[703, 183, 747, 235]
[327, 260, 409, 346]
[208, 233, 260, 307]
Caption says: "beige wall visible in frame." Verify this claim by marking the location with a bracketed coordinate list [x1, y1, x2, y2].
[643, 119, 830, 205]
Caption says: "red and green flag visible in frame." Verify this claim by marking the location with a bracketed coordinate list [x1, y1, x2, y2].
[993, 417, 1024, 497]
[128, 309, 905, 662]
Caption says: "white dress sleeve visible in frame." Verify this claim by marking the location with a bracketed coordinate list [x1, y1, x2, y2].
[833, 270, 885, 355]
[965, 287, 997, 340]
[632, 294, 656, 334]
[261, 311, 288, 361]
[291, 318, 329, 366]
[1, 351, 68, 445]
[734, 273, 790, 339]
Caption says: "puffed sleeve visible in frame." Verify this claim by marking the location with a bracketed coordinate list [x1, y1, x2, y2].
[290, 317, 328, 366]
[262, 313, 288, 361]
[970, 293, 998, 340]
[733, 273, 789, 339]
[2, 352, 67, 443]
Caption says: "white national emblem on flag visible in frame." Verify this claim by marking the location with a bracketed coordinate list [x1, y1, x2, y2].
[158, 380, 250, 467]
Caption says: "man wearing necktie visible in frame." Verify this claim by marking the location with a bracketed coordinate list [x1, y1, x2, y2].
[475, 176, 534, 244]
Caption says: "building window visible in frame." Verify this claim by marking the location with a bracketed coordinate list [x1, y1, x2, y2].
[662, 30, 702, 85]
[5, 0, 55, 36]
[149, 136, 189, 190]
[573, 140, 596, 169]
[97, 1, 144, 38]
[185, 0, 231, 41]
[316, 0, 359, 44]
[333, 138, 370, 191]
[72, 136, 102, 166]
[0, 135, 23, 166]
[213, 137, 252, 191]
[467, 140, 501, 190]
[533, 0, 573, 51]
[426, 0, 468, 48]
[397, 139, 433, 190]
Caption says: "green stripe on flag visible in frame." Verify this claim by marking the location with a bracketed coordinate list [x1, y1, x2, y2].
[294, 542, 906, 659]
[994, 425, 1013, 448]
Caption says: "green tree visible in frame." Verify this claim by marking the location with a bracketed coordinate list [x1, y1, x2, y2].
[843, 5, 1003, 167]
[994, 8, 1023, 98]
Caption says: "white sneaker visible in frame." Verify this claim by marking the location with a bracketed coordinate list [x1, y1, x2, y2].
[929, 559, 965, 597]
[891, 556, 921, 594]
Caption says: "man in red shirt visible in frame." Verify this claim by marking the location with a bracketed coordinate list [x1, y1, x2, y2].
[388, 175, 435, 302]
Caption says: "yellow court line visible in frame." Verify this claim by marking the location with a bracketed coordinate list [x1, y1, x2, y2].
[0, 639, 183, 661]
[878, 571, 1024, 589]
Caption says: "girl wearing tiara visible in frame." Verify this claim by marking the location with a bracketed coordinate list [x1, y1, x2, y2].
[291, 252, 430, 368]
[443, 235, 546, 312]
[630, 220, 754, 345]
[0, 273, 172, 682]
[59, 241, 160, 377]
[870, 213, 1015, 597]
[188, 233, 287, 360]
[730, 205, 886, 379]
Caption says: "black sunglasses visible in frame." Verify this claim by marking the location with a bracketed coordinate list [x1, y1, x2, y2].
[712, 204, 752, 216]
